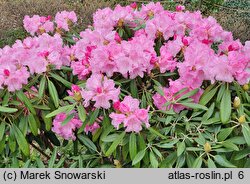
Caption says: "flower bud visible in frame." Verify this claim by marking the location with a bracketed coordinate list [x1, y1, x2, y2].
[233, 96, 241, 109]
[114, 160, 122, 168]
[243, 84, 249, 91]
[117, 19, 124, 28]
[204, 142, 211, 153]
[238, 115, 246, 124]
[73, 92, 82, 101]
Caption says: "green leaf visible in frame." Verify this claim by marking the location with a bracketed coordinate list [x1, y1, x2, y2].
[61, 113, 74, 126]
[130, 80, 138, 98]
[242, 123, 250, 146]
[152, 147, 162, 159]
[38, 76, 46, 98]
[89, 108, 99, 125]
[36, 157, 45, 168]
[216, 84, 226, 103]
[48, 148, 57, 168]
[12, 124, 30, 156]
[132, 150, 146, 166]
[220, 88, 231, 124]
[234, 147, 250, 160]
[217, 127, 234, 141]
[49, 72, 72, 88]
[16, 90, 36, 114]
[199, 87, 218, 106]
[78, 135, 97, 152]
[186, 147, 203, 151]
[106, 132, 125, 156]
[45, 104, 75, 118]
[201, 103, 215, 121]
[148, 127, 166, 139]
[157, 139, 179, 148]
[177, 88, 199, 102]
[0, 123, 6, 141]
[173, 88, 188, 97]
[129, 133, 137, 160]
[202, 117, 220, 125]
[221, 141, 239, 151]
[207, 158, 217, 168]
[100, 125, 114, 141]
[48, 80, 59, 108]
[28, 114, 39, 136]
[150, 151, 158, 168]
[180, 102, 208, 111]
[138, 134, 149, 165]
[77, 105, 86, 122]
[192, 157, 202, 168]
[214, 155, 236, 168]
[195, 134, 206, 145]
[0, 106, 18, 113]
[177, 141, 186, 156]
[2, 91, 10, 106]
[41, 111, 52, 131]
[0, 135, 6, 154]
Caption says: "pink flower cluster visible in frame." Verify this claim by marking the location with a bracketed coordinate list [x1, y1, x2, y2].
[68, 3, 249, 85]
[0, 33, 68, 91]
[1, 3, 250, 139]
[52, 112, 82, 140]
[23, 11, 77, 35]
[23, 15, 54, 35]
[81, 74, 120, 109]
[110, 96, 149, 133]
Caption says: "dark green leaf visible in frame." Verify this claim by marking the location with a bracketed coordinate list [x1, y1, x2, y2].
[129, 133, 137, 160]
[132, 150, 145, 166]
[50, 72, 72, 88]
[207, 158, 217, 168]
[130, 80, 138, 98]
[38, 76, 46, 98]
[16, 90, 36, 114]
[106, 132, 125, 156]
[214, 155, 236, 168]
[150, 151, 158, 168]
[78, 135, 97, 152]
[199, 87, 218, 106]
[217, 128, 234, 141]
[89, 108, 99, 125]
[48, 80, 59, 108]
[177, 141, 186, 156]
[48, 148, 57, 168]
[61, 113, 74, 126]
[220, 88, 231, 124]
[77, 105, 86, 123]
[242, 123, 250, 146]
[45, 104, 75, 118]
[12, 124, 30, 156]
[0, 106, 18, 113]
[192, 157, 202, 168]
[28, 114, 39, 136]
[180, 102, 208, 111]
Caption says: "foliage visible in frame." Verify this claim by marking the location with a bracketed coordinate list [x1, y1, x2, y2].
[0, 2, 250, 168]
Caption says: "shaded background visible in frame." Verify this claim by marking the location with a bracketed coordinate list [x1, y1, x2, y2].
[0, 0, 249, 48]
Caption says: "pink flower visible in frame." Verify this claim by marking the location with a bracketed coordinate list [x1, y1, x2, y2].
[23, 15, 54, 35]
[176, 5, 185, 11]
[84, 122, 100, 134]
[81, 74, 120, 109]
[109, 96, 150, 133]
[55, 11, 77, 31]
[153, 79, 202, 113]
[52, 113, 82, 140]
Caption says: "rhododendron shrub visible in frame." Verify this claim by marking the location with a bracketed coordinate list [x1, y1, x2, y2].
[0, 3, 250, 168]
